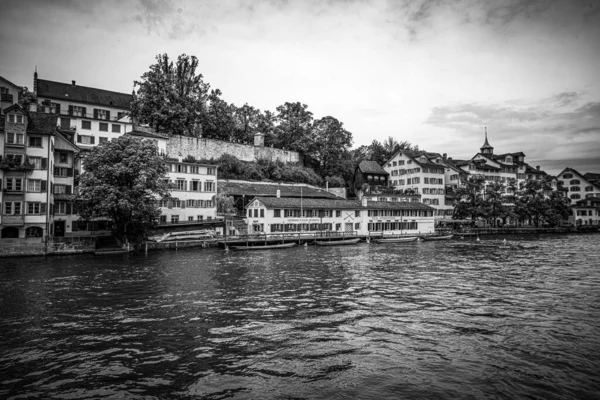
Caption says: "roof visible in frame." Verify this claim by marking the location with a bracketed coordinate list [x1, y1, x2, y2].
[219, 181, 340, 199]
[250, 197, 434, 211]
[27, 112, 58, 135]
[127, 126, 169, 139]
[358, 160, 388, 175]
[0, 76, 20, 89]
[481, 131, 493, 149]
[37, 78, 133, 109]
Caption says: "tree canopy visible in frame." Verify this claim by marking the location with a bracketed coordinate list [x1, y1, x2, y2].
[76, 136, 170, 243]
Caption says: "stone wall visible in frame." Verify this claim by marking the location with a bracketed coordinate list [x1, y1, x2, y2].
[167, 136, 303, 165]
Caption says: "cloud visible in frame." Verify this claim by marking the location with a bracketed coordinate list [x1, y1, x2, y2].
[133, 0, 202, 39]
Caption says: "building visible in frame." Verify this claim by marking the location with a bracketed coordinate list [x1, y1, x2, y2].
[353, 160, 389, 199]
[569, 197, 600, 226]
[0, 76, 20, 111]
[244, 196, 435, 236]
[556, 167, 600, 202]
[126, 127, 219, 227]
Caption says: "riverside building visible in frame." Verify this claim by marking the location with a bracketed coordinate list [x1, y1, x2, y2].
[244, 195, 435, 236]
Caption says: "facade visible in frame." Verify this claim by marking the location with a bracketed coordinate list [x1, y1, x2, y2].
[569, 197, 600, 226]
[126, 128, 219, 225]
[1, 104, 78, 239]
[556, 167, 600, 203]
[353, 160, 389, 198]
[245, 196, 435, 236]
[0, 76, 20, 112]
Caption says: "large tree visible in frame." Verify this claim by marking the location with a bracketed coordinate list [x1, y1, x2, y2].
[131, 53, 210, 136]
[77, 136, 171, 243]
[311, 116, 354, 179]
[453, 175, 486, 220]
[274, 102, 314, 152]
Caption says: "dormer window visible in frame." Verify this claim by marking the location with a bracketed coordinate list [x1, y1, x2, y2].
[506, 156, 512, 163]
[94, 108, 110, 120]
[8, 114, 24, 124]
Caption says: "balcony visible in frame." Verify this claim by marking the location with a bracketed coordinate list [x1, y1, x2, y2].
[1, 93, 14, 103]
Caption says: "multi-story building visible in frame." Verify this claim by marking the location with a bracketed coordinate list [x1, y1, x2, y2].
[569, 197, 600, 226]
[245, 196, 435, 236]
[1, 103, 79, 239]
[556, 167, 600, 202]
[1, 76, 20, 111]
[126, 127, 219, 225]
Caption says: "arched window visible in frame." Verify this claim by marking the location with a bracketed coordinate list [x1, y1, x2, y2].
[25, 226, 43, 237]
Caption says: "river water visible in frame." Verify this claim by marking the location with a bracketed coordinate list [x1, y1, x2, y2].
[1, 234, 599, 399]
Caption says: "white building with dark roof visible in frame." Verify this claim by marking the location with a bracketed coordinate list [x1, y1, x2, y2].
[557, 167, 600, 202]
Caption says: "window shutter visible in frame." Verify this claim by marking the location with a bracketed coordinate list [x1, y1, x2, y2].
[90, 136, 95, 144]
[66, 185, 72, 194]
[41, 158, 47, 169]
[82, 107, 87, 117]
[54, 167, 59, 175]
[66, 202, 72, 215]
[41, 181, 47, 192]
[67, 168, 73, 177]
[167, 201, 173, 209]
[77, 135, 82, 143]
[106, 111, 111, 120]
[181, 201, 186, 209]
[56, 104, 61, 114]
[93, 109, 98, 119]
[68, 105, 73, 115]
[41, 203, 47, 214]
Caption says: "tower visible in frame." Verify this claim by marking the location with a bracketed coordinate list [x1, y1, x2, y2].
[480, 127, 493, 155]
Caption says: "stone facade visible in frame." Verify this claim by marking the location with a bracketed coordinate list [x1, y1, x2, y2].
[167, 135, 303, 165]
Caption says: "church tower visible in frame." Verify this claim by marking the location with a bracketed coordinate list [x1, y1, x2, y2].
[480, 127, 493, 155]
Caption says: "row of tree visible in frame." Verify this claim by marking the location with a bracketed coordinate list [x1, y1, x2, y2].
[452, 175, 571, 227]
[130, 54, 354, 183]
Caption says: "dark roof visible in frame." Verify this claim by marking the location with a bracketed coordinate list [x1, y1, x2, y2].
[0, 75, 20, 89]
[481, 133, 493, 149]
[127, 127, 169, 139]
[584, 173, 600, 185]
[251, 197, 434, 211]
[358, 160, 388, 175]
[27, 112, 57, 135]
[219, 181, 340, 199]
[525, 165, 547, 175]
[37, 79, 133, 109]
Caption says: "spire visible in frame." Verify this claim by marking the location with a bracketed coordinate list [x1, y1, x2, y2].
[33, 66, 38, 96]
[480, 126, 493, 155]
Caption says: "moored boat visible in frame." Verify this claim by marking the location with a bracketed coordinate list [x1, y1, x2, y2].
[229, 242, 296, 251]
[158, 230, 216, 242]
[420, 234, 454, 241]
[374, 236, 418, 243]
[315, 238, 361, 246]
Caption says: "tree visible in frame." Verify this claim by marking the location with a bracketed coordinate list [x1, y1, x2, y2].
[311, 116, 353, 178]
[483, 181, 507, 226]
[232, 103, 261, 144]
[202, 89, 236, 140]
[18, 86, 36, 108]
[76, 136, 170, 243]
[213, 192, 237, 215]
[131, 53, 210, 136]
[453, 175, 486, 220]
[368, 137, 420, 165]
[274, 102, 314, 152]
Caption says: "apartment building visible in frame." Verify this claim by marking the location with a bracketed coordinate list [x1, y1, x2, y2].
[126, 127, 218, 225]
[556, 167, 600, 202]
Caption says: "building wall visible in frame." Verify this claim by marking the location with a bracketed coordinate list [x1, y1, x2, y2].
[167, 135, 302, 165]
[557, 170, 600, 202]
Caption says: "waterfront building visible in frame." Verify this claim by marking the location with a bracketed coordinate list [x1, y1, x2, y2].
[125, 127, 219, 227]
[244, 196, 435, 236]
[557, 167, 600, 202]
[353, 160, 389, 199]
[569, 197, 600, 226]
[0, 76, 20, 111]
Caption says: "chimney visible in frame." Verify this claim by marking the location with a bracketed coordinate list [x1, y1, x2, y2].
[276, 189, 280, 198]
[362, 197, 368, 207]
[443, 153, 447, 160]
[72, 80, 76, 86]
[536, 166, 540, 170]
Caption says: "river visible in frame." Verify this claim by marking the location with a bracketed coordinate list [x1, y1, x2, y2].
[1, 233, 599, 399]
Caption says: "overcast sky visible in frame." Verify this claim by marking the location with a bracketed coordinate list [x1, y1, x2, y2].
[1, 0, 599, 175]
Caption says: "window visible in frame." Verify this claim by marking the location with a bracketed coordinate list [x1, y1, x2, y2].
[205, 181, 215, 192]
[99, 137, 108, 144]
[159, 215, 167, 223]
[58, 152, 68, 164]
[176, 164, 186, 173]
[176, 179, 186, 191]
[95, 109, 109, 120]
[171, 215, 179, 223]
[5, 178, 22, 191]
[355, 210, 360, 217]
[207, 167, 216, 175]
[570, 186, 581, 192]
[27, 180, 42, 192]
[190, 166, 199, 174]
[355, 223, 360, 230]
[117, 112, 127, 120]
[260, 209, 265, 218]
[29, 157, 43, 169]
[60, 117, 71, 130]
[6, 132, 24, 145]
[28, 202, 41, 214]
[570, 194, 581, 200]
[99, 122, 108, 132]
[188, 216, 194, 222]
[197, 215, 204, 221]
[54, 167, 68, 177]
[70, 106, 86, 117]
[56, 202, 67, 214]
[82, 120, 92, 130]
[274, 209, 281, 218]
[112, 124, 121, 133]
[54, 185, 71, 194]
[190, 181, 201, 191]
[77, 135, 95, 145]
[158, 199, 169, 208]
[4, 202, 22, 215]
[173, 200, 181, 208]
[563, 173, 573, 179]
[570, 179, 580, 185]
[28, 136, 42, 147]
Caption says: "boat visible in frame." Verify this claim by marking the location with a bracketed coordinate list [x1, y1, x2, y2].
[229, 242, 296, 251]
[315, 238, 361, 246]
[157, 230, 216, 242]
[374, 236, 418, 243]
[420, 234, 454, 241]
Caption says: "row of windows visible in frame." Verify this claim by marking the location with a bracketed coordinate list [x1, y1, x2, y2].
[41, 103, 127, 121]
[5, 133, 43, 147]
[6, 114, 24, 124]
[3, 201, 47, 215]
[157, 199, 214, 208]
[367, 209, 431, 217]
[576, 210, 599, 216]
[267, 223, 359, 232]
[422, 198, 440, 205]
[422, 188, 445, 195]
[368, 221, 420, 231]
[2, 178, 72, 194]
[168, 164, 216, 175]
[169, 180, 215, 192]
[158, 215, 214, 224]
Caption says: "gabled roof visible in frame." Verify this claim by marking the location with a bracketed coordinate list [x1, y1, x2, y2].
[250, 196, 434, 211]
[219, 181, 340, 199]
[358, 160, 388, 175]
[0, 76, 20, 89]
[584, 173, 600, 186]
[55, 131, 80, 152]
[27, 112, 58, 135]
[37, 79, 133, 109]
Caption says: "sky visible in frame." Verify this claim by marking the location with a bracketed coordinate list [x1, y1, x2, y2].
[1, 0, 599, 175]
